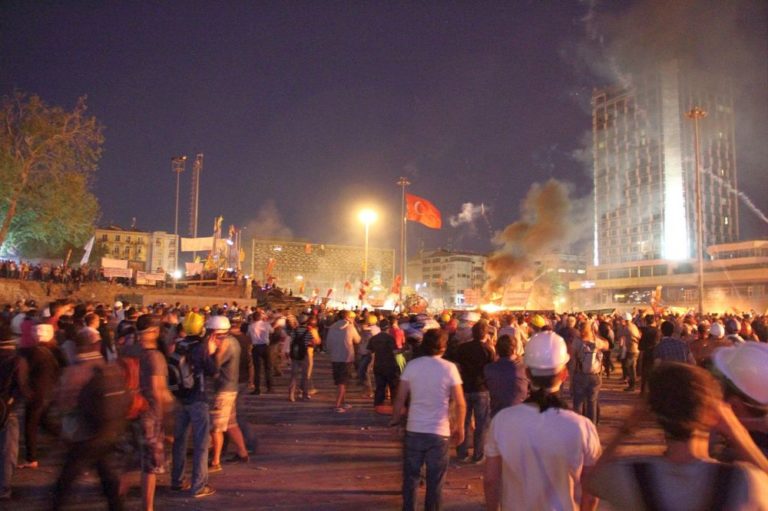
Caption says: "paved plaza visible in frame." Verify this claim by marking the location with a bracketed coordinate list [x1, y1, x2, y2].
[9, 354, 665, 510]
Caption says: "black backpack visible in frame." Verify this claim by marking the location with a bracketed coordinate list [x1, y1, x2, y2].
[290, 329, 308, 361]
[78, 363, 130, 437]
[167, 339, 199, 398]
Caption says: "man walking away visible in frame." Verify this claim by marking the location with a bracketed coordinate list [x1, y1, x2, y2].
[390, 329, 466, 511]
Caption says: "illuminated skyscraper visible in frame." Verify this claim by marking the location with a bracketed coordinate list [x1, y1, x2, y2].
[592, 61, 739, 266]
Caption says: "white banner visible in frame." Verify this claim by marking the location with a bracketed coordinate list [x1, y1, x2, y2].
[101, 257, 128, 269]
[136, 271, 166, 282]
[103, 267, 133, 278]
[181, 237, 214, 252]
[185, 262, 204, 276]
[80, 236, 95, 266]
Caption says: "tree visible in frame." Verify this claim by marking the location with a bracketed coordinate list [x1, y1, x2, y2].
[0, 92, 104, 257]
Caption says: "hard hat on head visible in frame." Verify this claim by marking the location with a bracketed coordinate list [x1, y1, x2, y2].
[345, 310, 356, 320]
[713, 343, 768, 407]
[623, 312, 633, 321]
[114, 301, 123, 309]
[440, 313, 452, 323]
[460, 312, 480, 324]
[183, 312, 205, 336]
[531, 314, 547, 329]
[10, 314, 25, 335]
[206, 315, 231, 332]
[710, 322, 725, 338]
[524, 331, 570, 376]
[366, 314, 378, 326]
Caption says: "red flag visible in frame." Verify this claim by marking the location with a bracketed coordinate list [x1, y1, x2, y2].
[391, 275, 402, 295]
[406, 193, 441, 229]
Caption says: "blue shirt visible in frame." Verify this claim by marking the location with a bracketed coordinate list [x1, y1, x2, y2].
[484, 358, 529, 417]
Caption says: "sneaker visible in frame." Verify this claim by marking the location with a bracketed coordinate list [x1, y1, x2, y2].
[288, 394, 296, 402]
[171, 481, 191, 491]
[301, 394, 311, 401]
[342, 403, 353, 410]
[471, 455, 486, 464]
[224, 453, 249, 464]
[208, 463, 222, 473]
[334, 407, 347, 413]
[193, 485, 216, 498]
[308, 389, 319, 396]
[18, 461, 38, 469]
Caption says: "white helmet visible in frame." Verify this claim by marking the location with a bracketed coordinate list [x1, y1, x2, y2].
[524, 331, 570, 376]
[713, 343, 768, 406]
[206, 315, 231, 332]
[710, 322, 725, 339]
[10, 313, 25, 335]
[33, 324, 54, 344]
[114, 301, 123, 309]
[623, 312, 633, 321]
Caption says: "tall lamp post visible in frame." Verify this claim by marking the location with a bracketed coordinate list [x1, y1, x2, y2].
[686, 106, 707, 315]
[171, 156, 187, 237]
[358, 208, 378, 283]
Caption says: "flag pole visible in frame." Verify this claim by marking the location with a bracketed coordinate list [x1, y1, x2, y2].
[397, 177, 410, 306]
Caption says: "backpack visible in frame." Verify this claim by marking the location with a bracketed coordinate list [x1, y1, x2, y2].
[78, 363, 131, 437]
[117, 356, 148, 420]
[578, 340, 603, 374]
[290, 329, 308, 361]
[167, 339, 198, 397]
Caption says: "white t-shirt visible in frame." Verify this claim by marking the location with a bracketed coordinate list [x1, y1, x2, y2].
[248, 320, 273, 345]
[400, 356, 462, 437]
[486, 403, 602, 510]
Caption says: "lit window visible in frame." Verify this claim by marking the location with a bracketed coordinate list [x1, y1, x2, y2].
[724, 216, 729, 225]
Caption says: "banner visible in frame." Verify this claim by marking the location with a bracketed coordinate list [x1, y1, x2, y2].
[103, 267, 133, 279]
[406, 193, 442, 229]
[101, 257, 128, 269]
[185, 262, 204, 276]
[181, 237, 214, 252]
[136, 271, 166, 282]
[80, 236, 94, 266]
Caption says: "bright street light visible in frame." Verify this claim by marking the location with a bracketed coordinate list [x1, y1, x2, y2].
[358, 208, 378, 283]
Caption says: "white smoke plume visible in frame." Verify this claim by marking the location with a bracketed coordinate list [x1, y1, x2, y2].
[449, 202, 486, 227]
[703, 168, 768, 225]
[243, 200, 293, 240]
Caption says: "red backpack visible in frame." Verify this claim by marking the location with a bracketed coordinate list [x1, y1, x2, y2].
[117, 357, 148, 420]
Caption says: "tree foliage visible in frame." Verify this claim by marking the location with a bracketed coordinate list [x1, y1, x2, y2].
[0, 92, 104, 257]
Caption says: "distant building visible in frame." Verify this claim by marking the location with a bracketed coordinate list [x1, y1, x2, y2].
[569, 240, 768, 313]
[248, 238, 395, 300]
[592, 60, 738, 266]
[407, 249, 487, 307]
[95, 226, 178, 272]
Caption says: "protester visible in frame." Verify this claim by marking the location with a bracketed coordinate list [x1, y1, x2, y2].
[170, 312, 217, 498]
[571, 321, 609, 424]
[247, 311, 273, 395]
[288, 314, 320, 402]
[638, 314, 661, 394]
[653, 320, 695, 364]
[586, 362, 768, 510]
[484, 331, 601, 511]
[367, 318, 401, 408]
[325, 311, 361, 413]
[390, 329, 466, 511]
[484, 334, 528, 418]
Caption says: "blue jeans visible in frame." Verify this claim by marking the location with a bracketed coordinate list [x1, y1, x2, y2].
[572, 373, 601, 424]
[623, 353, 638, 389]
[457, 391, 490, 461]
[171, 400, 210, 493]
[0, 410, 19, 498]
[403, 431, 449, 511]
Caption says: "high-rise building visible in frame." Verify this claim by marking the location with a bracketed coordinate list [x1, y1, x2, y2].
[592, 60, 739, 266]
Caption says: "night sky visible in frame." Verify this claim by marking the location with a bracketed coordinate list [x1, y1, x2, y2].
[2, 1, 766, 257]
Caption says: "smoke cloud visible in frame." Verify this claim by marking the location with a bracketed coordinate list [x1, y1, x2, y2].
[242, 200, 293, 240]
[449, 202, 486, 228]
[484, 180, 587, 294]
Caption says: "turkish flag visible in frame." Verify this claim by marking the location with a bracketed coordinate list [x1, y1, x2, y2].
[406, 193, 442, 229]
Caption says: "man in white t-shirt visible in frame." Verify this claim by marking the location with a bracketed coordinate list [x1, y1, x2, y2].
[391, 329, 466, 511]
[247, 311, 273, 394]
[484, 331, 602, 511]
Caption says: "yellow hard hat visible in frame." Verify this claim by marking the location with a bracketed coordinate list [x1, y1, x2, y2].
[367, 314, 378, 326]
[183, 312, 205, 336]
[440, 313, 451, 323]
[531, 314, 547, 329]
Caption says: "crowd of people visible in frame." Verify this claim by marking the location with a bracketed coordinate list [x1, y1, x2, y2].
[1, 295, 768, 510]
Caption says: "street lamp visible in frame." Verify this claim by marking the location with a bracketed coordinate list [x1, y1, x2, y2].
[358, 208, 378, 282]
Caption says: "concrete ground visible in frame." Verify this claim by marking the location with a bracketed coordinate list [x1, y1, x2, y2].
[8, 355, 665, 510]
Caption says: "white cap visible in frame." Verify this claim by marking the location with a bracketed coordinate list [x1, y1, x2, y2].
[114, 301, 123, 309]
[710, 322, 725, 338]
[713, 343, 768, 406]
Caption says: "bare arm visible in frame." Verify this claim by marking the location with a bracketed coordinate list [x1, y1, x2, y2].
[715, 401, 768, 473]
[579, 466, 599, 511]
[450, 384, 466, 446]
[484, 455, 502, 511]
[390, 379, 410, 426]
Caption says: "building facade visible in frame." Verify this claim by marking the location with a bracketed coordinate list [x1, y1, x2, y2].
[592, 60, 738, 266]
[569, 240, 768, 314]
[95, 226, 178, 273]
[407, 249, 487, 307]
[249, 238, 395, 299]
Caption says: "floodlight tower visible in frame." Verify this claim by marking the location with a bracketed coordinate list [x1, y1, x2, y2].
[171, 155, 187, 236]
[189, 153, 203, 239]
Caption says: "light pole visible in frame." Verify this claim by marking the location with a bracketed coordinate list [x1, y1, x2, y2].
[171, 156, 187, 237]
[358, 208, 378, 282]
[686, 106, 707, 315]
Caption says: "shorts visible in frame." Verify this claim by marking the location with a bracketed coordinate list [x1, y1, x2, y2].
[210, 391, 238, 433]
[332, 362, 352, 386]
[139, 414, 165, 474]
